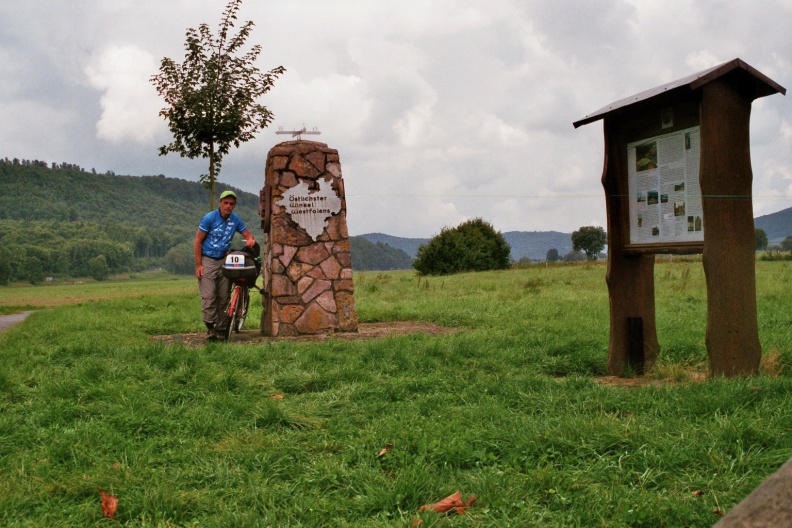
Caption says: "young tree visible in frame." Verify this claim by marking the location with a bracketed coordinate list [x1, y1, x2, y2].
[571, 226, 607, 260]
[151, 0, 285, 208]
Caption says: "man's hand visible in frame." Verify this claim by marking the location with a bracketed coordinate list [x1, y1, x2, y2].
[195, 265, 203, 280]
[245, 237, 256, 248]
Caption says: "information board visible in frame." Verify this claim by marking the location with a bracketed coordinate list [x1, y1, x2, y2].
[627, 126, 703, 245]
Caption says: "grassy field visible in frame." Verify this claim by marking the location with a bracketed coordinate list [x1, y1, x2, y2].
[0, 261, 790, 526]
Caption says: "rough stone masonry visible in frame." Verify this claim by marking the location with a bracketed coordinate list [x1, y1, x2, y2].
[260, 140, 358, 336]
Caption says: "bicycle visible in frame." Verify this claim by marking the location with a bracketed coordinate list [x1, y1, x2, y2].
[221, 245, 262, 341]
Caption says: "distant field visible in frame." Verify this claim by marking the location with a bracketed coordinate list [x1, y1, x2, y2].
[0, 261, 790, 526]
[0, 272, 195, 312]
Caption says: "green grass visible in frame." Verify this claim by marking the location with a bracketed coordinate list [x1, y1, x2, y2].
[1, 261, 791, 526]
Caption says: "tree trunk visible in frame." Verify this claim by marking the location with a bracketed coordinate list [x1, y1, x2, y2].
[209, 143, 216, 210]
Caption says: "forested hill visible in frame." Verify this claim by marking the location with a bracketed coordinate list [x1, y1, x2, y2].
[0, 158, 259, 232]
[0, 158, 411, 282]
[0, 158, 262, 283]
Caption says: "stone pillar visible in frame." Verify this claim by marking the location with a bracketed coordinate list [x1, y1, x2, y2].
[260, 140, 358, 337]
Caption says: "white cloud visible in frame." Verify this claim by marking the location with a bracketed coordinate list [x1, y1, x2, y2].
[268, 71, 372, 142]
[685, 50, 722, 71]
[85, 45, 163, 144]
[1, 0, 790, 238]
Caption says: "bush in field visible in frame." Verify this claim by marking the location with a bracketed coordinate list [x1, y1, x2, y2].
[165, 242, 195, 275]
[88, 254, 110, 281]
[413, 218, 511, 275]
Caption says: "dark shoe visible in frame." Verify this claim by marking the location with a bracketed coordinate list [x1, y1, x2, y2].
[206, 324, 224, 341]
[210, 327, 229, 341]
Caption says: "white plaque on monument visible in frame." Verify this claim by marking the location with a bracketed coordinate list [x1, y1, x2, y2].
[276, 178, 342, 240]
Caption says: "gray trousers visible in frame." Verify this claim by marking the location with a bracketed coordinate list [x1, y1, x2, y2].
[199, 255, 230, 328]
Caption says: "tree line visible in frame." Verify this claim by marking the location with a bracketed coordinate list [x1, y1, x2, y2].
[0, 220, 185, 284]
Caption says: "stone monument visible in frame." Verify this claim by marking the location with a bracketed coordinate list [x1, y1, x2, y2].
[259, 139, 358, 336]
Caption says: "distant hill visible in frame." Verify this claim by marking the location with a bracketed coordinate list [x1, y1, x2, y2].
[502, 231, 573, 261]
[0, 159, 259, 236]
[357, 233, 429, 260]
[0, 159, 412, 277]
[349, 237, 413, 270]
[8, 157, 786, 277]
[359, 230, 574, 262]
[755, 206, 792, 245]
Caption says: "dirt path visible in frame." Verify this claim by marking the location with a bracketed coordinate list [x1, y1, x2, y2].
[153, 321, 459, 347]
[0, 311, 35, 332]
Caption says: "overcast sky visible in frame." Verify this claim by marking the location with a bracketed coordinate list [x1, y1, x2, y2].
[1, 0, 791, 238]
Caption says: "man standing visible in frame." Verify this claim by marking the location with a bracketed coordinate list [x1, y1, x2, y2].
[194, 190, 256, 340]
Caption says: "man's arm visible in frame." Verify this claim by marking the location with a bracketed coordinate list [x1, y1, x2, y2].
[241, 230, 255, 248]
[194, 230, 207, 279]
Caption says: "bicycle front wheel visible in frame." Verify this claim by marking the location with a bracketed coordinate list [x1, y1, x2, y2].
[235, 288, 248, 332]
[224, 286, 240, 341]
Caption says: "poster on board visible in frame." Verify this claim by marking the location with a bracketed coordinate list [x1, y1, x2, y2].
[627, 126, 704, 245]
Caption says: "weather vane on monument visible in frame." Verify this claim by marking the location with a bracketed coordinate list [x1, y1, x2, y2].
[275, 124, 321, 140]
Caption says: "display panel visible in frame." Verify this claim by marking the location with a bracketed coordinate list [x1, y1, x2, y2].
[627, 126, 703, 244]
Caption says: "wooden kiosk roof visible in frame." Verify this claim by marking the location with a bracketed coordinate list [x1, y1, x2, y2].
[573, 58, 786, 129]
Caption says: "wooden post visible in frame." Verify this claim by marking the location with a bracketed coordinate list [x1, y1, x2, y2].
[627, 317, 645, 375]
[601, 118, 660, 375]
[700, 80, 761, 376]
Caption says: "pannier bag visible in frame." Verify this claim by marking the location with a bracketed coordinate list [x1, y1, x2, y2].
[222, 251, 259, 281]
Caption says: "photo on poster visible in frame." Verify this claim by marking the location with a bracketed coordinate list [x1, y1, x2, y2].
[635, 141, 658, 172]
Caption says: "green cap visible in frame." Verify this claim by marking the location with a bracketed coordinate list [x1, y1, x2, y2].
[219, 190, 237, 200]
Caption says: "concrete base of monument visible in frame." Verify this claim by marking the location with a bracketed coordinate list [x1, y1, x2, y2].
[153, 321, 458, 348]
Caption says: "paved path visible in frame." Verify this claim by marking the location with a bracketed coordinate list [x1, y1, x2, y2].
[0, 311, 35, 332]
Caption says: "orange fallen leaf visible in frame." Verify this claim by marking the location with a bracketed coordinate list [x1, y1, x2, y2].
[692, 490, 703, 497]
[99, 488, 118, 518]
[419, 491, 477, 514]
[376, 443, 393, 458]
[410, 516, 423, 527]
[271, 394, 284, 399]
[713, 509, 724, 517]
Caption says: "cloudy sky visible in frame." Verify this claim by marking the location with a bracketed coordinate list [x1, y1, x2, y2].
[1, 0, 791, 238]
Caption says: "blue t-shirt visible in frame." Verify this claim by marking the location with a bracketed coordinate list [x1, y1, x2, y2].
[198, 210, 248, 258]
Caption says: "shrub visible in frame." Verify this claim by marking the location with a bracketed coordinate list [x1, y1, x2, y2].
[413, 218, 511, 275]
